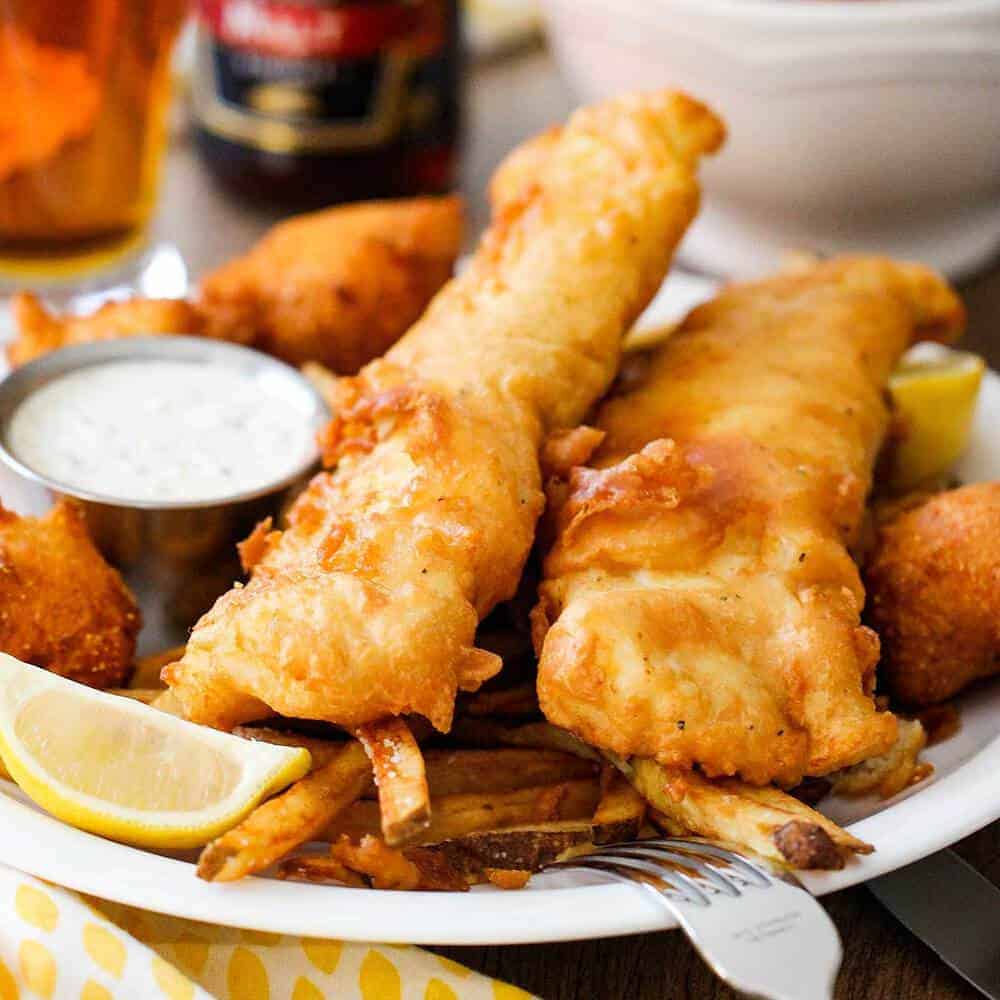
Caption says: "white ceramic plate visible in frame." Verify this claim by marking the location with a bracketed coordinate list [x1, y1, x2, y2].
[0, 282, 998, 946]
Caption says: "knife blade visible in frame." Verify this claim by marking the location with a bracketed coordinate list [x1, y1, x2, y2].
[869, 849, 1000, 999]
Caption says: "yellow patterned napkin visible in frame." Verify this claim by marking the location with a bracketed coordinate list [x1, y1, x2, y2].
[0, 865, 534, 1000]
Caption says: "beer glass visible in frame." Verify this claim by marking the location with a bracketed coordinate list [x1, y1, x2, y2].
[0, 0, 188, 286]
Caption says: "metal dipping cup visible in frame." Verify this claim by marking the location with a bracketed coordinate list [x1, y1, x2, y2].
[0, 337, 329, 648]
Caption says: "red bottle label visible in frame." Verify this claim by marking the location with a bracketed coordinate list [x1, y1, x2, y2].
[198, 0, 422, 60]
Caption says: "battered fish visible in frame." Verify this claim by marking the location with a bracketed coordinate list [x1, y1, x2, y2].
[8, 196, 463, 373]
[534, 258, 964, 786]
[0, 501, 140, 688]
[164, 90, 725, 731]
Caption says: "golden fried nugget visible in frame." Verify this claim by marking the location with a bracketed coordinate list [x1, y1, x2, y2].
[0, 501, 140, 688]
[199, 196, 463, 372]
[865, 482, 1000, 706]
[8, 294, 211, 368]
[534, 257, 964, 785]
[7, 197, 463, 372]
[165, 91, 724, 732]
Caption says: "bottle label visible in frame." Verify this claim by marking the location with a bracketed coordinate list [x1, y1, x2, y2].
[192, 0, 454, 156]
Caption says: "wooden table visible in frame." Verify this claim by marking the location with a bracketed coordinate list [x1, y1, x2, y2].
[157, 46, 1000, 1000]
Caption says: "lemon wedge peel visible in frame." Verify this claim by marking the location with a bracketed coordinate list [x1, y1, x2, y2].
[0, 654, 310, 849]
[889, 346, 985, 493]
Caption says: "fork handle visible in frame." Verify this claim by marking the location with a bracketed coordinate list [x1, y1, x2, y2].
[666, 878, 841, 1000]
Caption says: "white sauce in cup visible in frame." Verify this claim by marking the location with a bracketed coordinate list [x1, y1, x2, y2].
[8, 360, 316, 504]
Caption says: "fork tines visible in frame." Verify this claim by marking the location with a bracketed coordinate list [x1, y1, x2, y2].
[550, 838, 778, 906]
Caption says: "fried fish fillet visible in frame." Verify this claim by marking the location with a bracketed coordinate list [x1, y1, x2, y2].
[533, 258, 965, 786]
[8, 196, 463, 372]
[0, 501, 140, 688]
[865, 482, 1000, 706]
[164, 91, 725, 731]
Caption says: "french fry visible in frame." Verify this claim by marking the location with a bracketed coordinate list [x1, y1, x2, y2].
[830, 718, 931, 800]
[197, 741, 370, 882]
[323, 779, 601, 844]
[277, 854, 367, 888]
[630, 758, 870, 870]
[429, 820, 595, 874]
[283, 824, 596, 889]
[282, 835, 468, 891]
[462, 683, 540, 718]
[450, 719, 600, 761]
[356, 717, 430, 846]
[592, 768, 646, 845]
[423, 748, 596, 796]
[240, 728, 596, 796]
[130, 645, 185, 689]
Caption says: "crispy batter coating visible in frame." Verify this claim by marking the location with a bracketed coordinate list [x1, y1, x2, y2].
[534, 257, 964, 785]
[164, 91, 725, 731]
[865, 482, 1000, 706]
[7, 196, 463, 372]
[8, 294, 212, 367]
[0, 501, 140, 688]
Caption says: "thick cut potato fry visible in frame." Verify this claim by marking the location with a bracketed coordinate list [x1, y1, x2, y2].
[830, 718, 930, 800]
[631, 758, 869, 870]
[421, 748, 596, 796]
[450, 719, 600, 761]
[357, 717, 430, 846]
[430, 820, 596, 874]
[197, 741, 370, 881]
[323, 780, 601, 844]
[322, 835, 468, 891]
[283, 823, 598, 889]
[276, 854, 367, 888]
[462, 683, 540, 718]
[238, 727, 596, 795]
[592, 768, 646, 844]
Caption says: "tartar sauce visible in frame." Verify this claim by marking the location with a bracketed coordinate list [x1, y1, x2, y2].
[8, 360, 316, 504]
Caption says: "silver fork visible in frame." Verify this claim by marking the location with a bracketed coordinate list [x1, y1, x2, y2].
[545, 838, 842, 999]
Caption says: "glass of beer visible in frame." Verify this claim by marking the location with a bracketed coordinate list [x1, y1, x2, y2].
[0, 0, 188, 287]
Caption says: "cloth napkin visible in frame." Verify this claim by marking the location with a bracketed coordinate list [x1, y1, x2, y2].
[0, 865, 533, 1000]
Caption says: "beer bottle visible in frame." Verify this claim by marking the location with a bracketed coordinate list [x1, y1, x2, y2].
[191, 0, 461, 206]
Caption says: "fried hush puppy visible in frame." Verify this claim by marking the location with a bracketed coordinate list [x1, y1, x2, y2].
[8, 195, 463, 373]
[865, 482, 1000, 706]
[0, 501, 140, 688]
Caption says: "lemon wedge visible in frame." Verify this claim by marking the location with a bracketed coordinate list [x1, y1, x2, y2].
[0, 653, 310, 848]
[889, 344, 985, 493]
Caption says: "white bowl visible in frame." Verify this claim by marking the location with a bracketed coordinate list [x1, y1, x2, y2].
[541, 0, 1000, 278]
